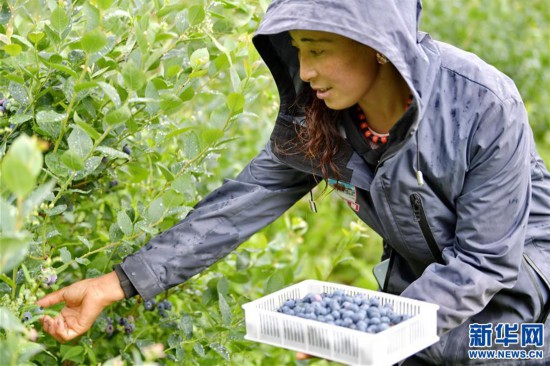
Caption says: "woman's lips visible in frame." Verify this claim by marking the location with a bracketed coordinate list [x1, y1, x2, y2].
[315, 87, 331, 99]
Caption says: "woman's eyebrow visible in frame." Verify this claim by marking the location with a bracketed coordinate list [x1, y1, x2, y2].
[289, 36, 333, 44]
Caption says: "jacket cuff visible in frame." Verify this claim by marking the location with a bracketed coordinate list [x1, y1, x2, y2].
[119, 254, 165, 300]
[113, 264, 138, 298]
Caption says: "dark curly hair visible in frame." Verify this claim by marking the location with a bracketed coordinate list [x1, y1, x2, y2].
[294, 85, 345, 180]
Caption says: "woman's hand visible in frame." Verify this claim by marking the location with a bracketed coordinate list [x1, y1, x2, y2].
[36, 271, 125, 342]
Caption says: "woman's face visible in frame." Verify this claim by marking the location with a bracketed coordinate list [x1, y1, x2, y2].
[289, 30, 380, 110]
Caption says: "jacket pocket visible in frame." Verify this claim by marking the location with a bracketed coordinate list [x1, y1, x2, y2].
[409, 193, 444, 265]
[523, 254, 550, 323]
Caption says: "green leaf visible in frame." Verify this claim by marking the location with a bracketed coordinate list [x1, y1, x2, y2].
[265, 269, 286, 294]
[0, 199, 17, 234]
[178, 313, 193, 339]
[226, 92, 245, 115]
[200, 128, 224, 146]
[81, 28, 107, 53]
[77, 235, 92, 250]
[190, 48, 209, 69]
[218, 293, 231, 326]
[50, 7, 69, 34]
[74, 156, 102, 180]
[45, 151, 69, 177]
[96, 0, 114, 10]
[97, 82, 122, 108]
[193, 342, 205, 357]
[8, 114, 32, 125]
[61, 345, 84, 362]
[96, 146, 130, 160]
[36, 110, 66, 139]
[104, 106, 131, 126]
[68, 126, 93, 159]
[0, 134, 43, 197]
[179, 85, 195, 102]
[209, 343, 230, 361]
[122, 61, 146, 91]
[0, 307, 25, 332]
[188, 5, 206, 26]
[74, 114, 101, 140]
[44, 204, 67, 216]
[161, 189, 185, 208]
[159, 94, 183, 115]
[217, 276, 229, 296]
[28, 31, 45, 45]
[4, 43, 22, 57]
[146, 198, 165, 223]
[0, 233, 31, 274]
[236, 250, 250, 271]
[117, 210, 133, 236]
[59, 247, 72, 263]
[46, 60, 78, 77]
[22, 180, 56, 217]
[61, 149, 85, 171]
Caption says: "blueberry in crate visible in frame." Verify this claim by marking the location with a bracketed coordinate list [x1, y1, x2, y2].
[276, 290, 414, 334]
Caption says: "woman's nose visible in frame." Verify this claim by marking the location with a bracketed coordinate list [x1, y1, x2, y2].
[299, 57, 317, 82]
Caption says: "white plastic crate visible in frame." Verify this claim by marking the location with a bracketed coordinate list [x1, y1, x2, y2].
[242, 280, 439, 366]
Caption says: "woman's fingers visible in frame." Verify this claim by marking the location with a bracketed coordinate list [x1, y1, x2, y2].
[36, 288, 66, 308]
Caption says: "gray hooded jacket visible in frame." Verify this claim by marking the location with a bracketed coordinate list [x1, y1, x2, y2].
[120, 0, 550, 363]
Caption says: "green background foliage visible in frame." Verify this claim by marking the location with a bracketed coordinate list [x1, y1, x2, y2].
[0, 0, 548, 365]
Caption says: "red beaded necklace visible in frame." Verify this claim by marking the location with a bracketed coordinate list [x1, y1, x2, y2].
[356, 94, 413, 144]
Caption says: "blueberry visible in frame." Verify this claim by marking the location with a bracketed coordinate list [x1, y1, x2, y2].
[369, 317, 381, 326]
[45, 274, 57, 286]
[118, 317, 127, 325]
[124, 323, 135, 334]
[109, 180, 119, 187]
[379, 323, 390, 332]
[157, 302, 166, 311]
[158, 308, 167, 318]
[122, 144, 131, 155]
[143, 299, 156, 311]
[105, 323, 114, 335]
[367, 325, 380, 333]
[367, 307, 380, 319]
[284, 299, 296, 308]
[22, 311, 32, 322]
[356, 320, 368, 331]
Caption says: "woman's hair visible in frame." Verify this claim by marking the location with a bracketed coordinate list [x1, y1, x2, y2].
[294, 85, 344, 179]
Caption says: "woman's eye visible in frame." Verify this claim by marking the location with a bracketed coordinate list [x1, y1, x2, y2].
[310, 50, 323, 56]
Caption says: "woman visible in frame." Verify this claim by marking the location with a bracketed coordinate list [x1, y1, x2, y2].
[39, 0, 550, 364]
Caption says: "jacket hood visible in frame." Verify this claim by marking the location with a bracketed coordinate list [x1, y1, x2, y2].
[253, 0, 441, 127]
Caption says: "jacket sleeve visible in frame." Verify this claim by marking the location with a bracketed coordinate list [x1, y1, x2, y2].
[401, 97, 532, 335]
[119, 143, 316, 300]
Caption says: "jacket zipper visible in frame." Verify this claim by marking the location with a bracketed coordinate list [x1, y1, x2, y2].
[409, 193, 444, 264]
[523, 255, 550, 324]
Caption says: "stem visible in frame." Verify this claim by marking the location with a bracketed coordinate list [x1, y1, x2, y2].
[52, 57, 90, 153]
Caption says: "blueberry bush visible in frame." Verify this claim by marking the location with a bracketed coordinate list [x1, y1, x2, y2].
[1, 1, 548, 365]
